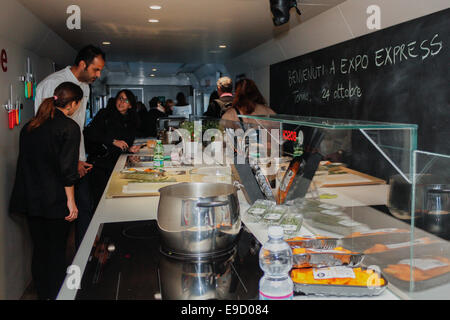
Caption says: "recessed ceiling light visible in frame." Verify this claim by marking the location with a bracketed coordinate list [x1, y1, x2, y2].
[149, 5, 162, 10]
[219, 45, 227, 48]
[148, 19, 159, 23]
[150, 74, 155, 77]
[152, 68, 157, 71]
[102, 41, 111, 45]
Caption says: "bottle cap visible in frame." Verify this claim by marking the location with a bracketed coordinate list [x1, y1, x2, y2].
[268, 226, 284, 239]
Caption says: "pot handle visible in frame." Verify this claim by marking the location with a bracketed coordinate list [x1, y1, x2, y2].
[197, 200, 229, 208]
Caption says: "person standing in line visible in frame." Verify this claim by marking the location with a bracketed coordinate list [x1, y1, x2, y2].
[34, 45, 105, 249]
[10, 82, 84, 300]
[204, 77, 234, 118]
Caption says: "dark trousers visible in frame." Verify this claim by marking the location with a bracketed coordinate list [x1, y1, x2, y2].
[27, 216, 71, 300]
[74, 175, 93, 249]
[89, 166, 113, 212]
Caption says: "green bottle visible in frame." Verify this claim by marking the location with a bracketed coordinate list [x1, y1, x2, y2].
[154, 140, 164, 168]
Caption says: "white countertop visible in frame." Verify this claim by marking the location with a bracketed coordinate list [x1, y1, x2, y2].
[57, 153, 402, 300]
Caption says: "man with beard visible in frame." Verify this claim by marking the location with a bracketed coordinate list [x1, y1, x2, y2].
[34, 45, 105, 250]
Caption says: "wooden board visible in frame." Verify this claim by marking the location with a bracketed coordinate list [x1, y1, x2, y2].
[313, 166, 386, 188]
[105, 171, 203, 198]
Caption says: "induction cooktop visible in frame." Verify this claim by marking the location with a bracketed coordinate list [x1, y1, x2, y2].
[75, 220, 263, 300]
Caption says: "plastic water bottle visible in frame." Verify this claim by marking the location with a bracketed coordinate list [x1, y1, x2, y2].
[154, 140, 164, 168]
[259, 226, 294, 300]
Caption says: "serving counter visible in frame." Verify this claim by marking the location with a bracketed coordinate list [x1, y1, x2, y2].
[57, 114, 450, 300]
[57, 152, 401, 300]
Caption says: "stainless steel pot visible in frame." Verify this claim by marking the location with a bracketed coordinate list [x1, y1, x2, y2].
[159, 249, 237, 300]
[157, 182, 241, 255]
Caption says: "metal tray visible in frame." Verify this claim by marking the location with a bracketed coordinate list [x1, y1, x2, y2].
[340, 232, 413, 252]
[286, 237, 339, 249]
[294, 281, 387, 297]
[363, 242, 450, 292]
[292, 249, 365, 268]
[293, 268, 388, 297]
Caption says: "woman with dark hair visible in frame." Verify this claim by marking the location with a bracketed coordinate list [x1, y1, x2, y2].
[175, 92, 188, 106]
[10, 82, 84, 300]
[221, 78, 275, 123]
[221, 79, 277, 158]
[84, 89, 140, 209]
[173, 92, 192, 117]
[164, 99, 175, 115]
[144, 96, 167, 137]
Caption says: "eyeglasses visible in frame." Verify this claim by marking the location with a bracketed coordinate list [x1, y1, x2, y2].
[119, 97, 130, 104]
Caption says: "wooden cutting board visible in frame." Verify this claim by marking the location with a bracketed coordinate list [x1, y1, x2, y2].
[105, 171, 203, 198]
[314, 166, 386, 188]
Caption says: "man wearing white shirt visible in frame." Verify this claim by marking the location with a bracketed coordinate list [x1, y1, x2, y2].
[34, 45, 105, 249]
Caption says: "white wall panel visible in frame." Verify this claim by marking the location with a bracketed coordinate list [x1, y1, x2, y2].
[0, 0, 75, 299]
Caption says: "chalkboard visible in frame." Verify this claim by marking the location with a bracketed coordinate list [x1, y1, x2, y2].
[270, 9, 449, 156]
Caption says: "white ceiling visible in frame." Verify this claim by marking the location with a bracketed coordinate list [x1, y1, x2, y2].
[18, 0, 345, 63]
[17, 0, 345, 81]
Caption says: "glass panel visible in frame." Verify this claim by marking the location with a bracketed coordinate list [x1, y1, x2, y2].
[238, 114, 418, 130]
[152, 114, 450, 299]
[406, 151, 450, 299]
[230, 114, 430, 299]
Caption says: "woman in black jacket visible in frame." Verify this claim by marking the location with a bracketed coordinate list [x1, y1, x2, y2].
[84, 89, 140, 210]
[10, 82, 84, 300]
[144, 96, 167, 137]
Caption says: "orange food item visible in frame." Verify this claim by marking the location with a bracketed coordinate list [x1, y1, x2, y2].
[292, 247, 358, 266]
[292, 246, 353, 255]
[364, 237, 437, 254]
[147, 140, 156, 149]
[291, 267, 385, 286]
[287, 236, 330, 241]
[277, 157, 303, 204]
[364, 244, 389, 254]
[383, 257, 450, 282]
[345, 229, 409, 238]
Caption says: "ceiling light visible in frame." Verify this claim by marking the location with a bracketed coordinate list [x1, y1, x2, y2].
[148, 19, 159, 23]
[270, 0, 301, 26]
[219, 45, 227, 49]
[102, 41, 111, 45]
[152, 68, 157, 71]
[149, 5, 162, 10]
[150, 74, 155, 77]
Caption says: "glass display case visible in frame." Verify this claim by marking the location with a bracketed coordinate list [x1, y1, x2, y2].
[141, 113, 449, 299]
[234, 114, 449, 300]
